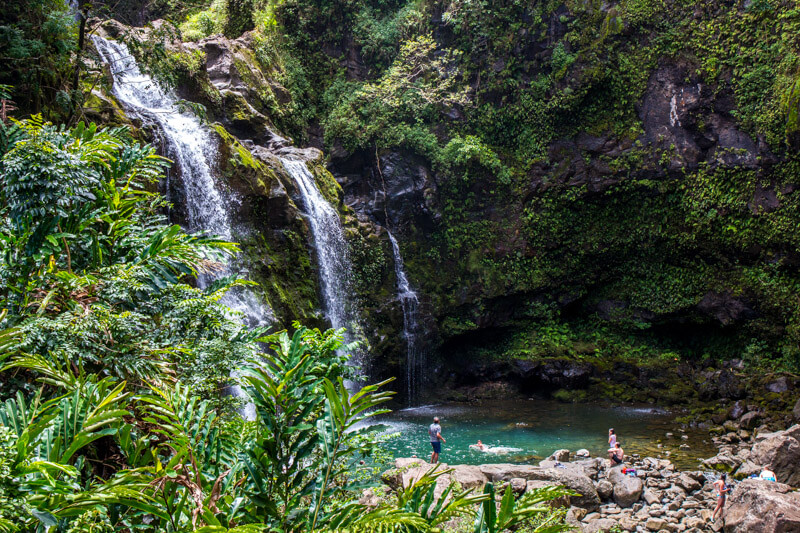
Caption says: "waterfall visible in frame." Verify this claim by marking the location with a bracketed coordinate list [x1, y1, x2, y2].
[280, 159, 362, 349]
[94, 35, 271, 420]
[388, 232, 424, 404]
[92, 36, 272, 329]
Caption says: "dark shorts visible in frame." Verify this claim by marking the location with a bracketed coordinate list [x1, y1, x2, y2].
[611, 454, 623, 465]
[431, 441, 441, 454]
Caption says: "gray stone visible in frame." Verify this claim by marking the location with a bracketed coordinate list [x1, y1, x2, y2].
[550, 448, 570, 462]
[451, 464, 488, 489]
[509, 477, 527, 494]
[738, 411, 761, 430]
[702, 453, 741, 473]
[609, 467, 644, 508]
[583, 518, 618, 533]
[745, 424, 800, 486]
[793, 398, 800, 422]
[723, 478, 800, 532]
[596, 479, 614, 500]
[646, 517, 668, 531]
[675, 473, 702, 493]
[478, 463, 539, 482]
[684, 517, 704, 529]
[643, 489, 661, 505]
[765, 376, 791, 393]
[526, 479, 571, 507]
[525, 463, 601, 511]
[576, 448, 591, 458]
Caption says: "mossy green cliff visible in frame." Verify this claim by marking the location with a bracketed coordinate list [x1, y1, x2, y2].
[89, 0, 800, 403]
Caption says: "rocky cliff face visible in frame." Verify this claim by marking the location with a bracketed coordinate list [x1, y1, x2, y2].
[93, 0, 800, 403]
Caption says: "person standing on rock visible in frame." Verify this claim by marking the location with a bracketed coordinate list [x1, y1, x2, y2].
[712, 473, 730, 522]
[429, 417, 446, 463]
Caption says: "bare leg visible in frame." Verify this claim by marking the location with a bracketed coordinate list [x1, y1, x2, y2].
[431, 452, 439, 463]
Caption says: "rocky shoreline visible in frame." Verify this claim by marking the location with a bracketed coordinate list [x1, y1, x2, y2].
[380, 425, 800, 532]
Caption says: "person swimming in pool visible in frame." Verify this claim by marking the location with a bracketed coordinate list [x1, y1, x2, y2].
[469, 440, 488, 452]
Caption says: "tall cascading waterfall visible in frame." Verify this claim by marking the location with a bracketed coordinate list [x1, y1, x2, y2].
[94, 36, 272, 419]
[280, 159, 363, 356]
[388, 232, 424, 404]
[92, 36, 272, 329]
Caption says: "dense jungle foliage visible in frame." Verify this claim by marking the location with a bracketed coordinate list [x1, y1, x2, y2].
[0, 118, 571, 531]
[4, 0, 800, 371]
[2, 0, 800, 526]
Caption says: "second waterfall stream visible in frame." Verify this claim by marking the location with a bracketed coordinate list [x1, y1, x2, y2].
[388, 232, 425, 404]
[280, 159, 363, 353]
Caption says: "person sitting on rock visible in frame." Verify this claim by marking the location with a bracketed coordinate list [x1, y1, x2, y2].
[470, 440, 488, 452]
[609, 442, 624, 466]
[712, 473, 730, 522]
[759, 468, 776, 482]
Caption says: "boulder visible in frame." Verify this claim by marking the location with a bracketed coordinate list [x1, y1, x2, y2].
[451, 464, 488, 490]
[765, 376, 791, 393]
[746, 425, 800, 486]
[723, 478, 800, 532]
[608, 467, 644, 508]
[550, 449, 570, 462]
[526, 479, 571, 507]
[576, 448, 591, 458]
[702, 453, 741, 473]
[381, 458, 429, 489]
[643, 488, 661, 505]
[359, 488, 382, 507]
[582, 518, 618, 533]
[509, 477, 527, 494]
[645, 517, 668, 531]
[675, 473, 702, 493]
[729, 400, 746, 420]
[526, 464, 601, 511]
[793, 398, 800, 422]
[684, 516, 705, 529]
[738, 411, 761, 430]
[478, 463, 538, 482]
[595, 479, 614, 500]
[572, 458, 603, 480]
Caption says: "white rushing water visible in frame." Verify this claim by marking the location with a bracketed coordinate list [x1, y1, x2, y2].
[280, 159, 362, 348]
[92, 36, 272, 329]
[388, 232, 424, 404]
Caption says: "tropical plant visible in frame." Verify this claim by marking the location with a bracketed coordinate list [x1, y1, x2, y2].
[474, 482, 573, 533]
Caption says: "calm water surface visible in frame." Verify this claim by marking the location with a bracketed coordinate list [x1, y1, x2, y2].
[377, 400, 717, 470]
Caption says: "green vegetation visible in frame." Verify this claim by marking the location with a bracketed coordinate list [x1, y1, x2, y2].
[212, 0, 800, 370]
[0, 118, 570, 531]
